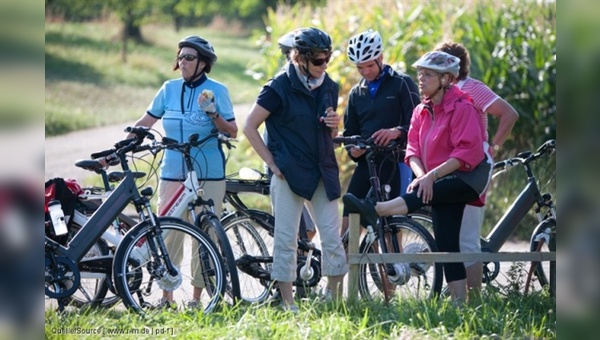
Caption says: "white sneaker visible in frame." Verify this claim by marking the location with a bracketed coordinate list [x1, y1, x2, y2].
[151, 297, 178, 310]
[318, 289, 332, 302]
[186, 299, 202, 310]
[280, 303, 299, 314]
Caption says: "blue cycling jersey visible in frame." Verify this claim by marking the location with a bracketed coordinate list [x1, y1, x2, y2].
[146, 75, 235, 181]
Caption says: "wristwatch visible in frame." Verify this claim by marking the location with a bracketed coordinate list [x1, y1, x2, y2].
[490, 143, 500, 151]
[209, 112, 219, 120]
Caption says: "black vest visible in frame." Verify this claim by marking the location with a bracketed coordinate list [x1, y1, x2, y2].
[265, 63, 341, 200]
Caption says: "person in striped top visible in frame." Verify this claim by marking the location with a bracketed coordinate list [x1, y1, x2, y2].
[435, 41, 519, 298]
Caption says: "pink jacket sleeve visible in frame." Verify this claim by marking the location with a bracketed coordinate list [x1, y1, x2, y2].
[404, 105, 424, 164]
[448, 101, 485, 171]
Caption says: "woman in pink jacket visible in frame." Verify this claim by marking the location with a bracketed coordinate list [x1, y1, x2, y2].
[343, 51, 492, 303]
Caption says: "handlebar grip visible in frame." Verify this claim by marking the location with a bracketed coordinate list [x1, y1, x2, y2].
[332, 135, 362, 145]
[493, 160, 507, 170]
[124, 126, 155, 140]
[537, 139, 556, 154]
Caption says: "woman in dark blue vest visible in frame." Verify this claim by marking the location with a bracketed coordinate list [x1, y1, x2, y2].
[244, 27, 348, 312]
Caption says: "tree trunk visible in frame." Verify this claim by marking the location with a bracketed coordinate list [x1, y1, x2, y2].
[174, 15, 183, 32]
[123, 20, 143, 43]
[121, 30, 127, 63]
[120, 9, 143, 63]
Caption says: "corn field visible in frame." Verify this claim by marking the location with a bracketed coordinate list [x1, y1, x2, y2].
[245, 0, 556, 239]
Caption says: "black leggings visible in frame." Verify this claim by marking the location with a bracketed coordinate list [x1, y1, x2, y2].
[403, 174, 479, 283]
[343, 158, 400, 216]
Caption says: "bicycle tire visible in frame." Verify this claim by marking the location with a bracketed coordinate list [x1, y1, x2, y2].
[222, 209, 275, 235]
[528, 217, 556, 294]
[221, 212, 273, 303]
[357, 216, 442, 300]
[195, 213, 241, 304]
[112, 217, 226, 313]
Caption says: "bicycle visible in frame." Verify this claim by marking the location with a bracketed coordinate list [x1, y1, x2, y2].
[221, 169, 338, 303]
[45, 127, 227, 313]
[56, 168, 142, 308]
[220, 169, 275, 303]
[466, 139, 557, 295]
[63, 131, 242, 308]
[155, 132, 241, 304]
[333, 135, 442, 301]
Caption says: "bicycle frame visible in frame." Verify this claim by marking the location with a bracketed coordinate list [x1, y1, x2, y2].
[482, 150, 556, 253]
[157, 133, 223, 222]
[71, 210, 122, 249]
[47, 169, 153, 263]
[46, 130, 170, 271]
[361, 142, 404, 259]
[158, 169, 207, 218]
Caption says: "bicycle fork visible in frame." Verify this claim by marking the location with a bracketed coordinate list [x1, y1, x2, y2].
[524, 219, 554, 294]
[136, 198, 182, 292]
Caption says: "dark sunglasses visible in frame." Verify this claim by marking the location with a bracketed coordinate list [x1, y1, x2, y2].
[177, 54, 198, 62]
[310, 55, 331, 66]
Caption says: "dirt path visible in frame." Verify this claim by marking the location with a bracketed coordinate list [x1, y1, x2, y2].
[44, 103, 254, 182]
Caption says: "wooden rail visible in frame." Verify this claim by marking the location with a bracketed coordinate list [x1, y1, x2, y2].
[346, 214, 556, 300]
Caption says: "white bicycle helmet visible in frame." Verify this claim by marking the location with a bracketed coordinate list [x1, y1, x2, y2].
[411, 51, 460, 77]
[278, 31, 295, 51]
[347, 29, 383, 64]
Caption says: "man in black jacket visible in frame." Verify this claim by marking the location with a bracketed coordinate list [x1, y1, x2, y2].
[341, 29, 421, 236]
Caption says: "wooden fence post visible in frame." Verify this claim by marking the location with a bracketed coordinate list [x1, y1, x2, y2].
[347, 213, 360, 302]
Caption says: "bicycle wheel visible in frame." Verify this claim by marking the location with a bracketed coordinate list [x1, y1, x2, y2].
[113, 217, 226, 313]
[61, 223, 115, 308]
[195, 213, 241, 304]
[222, 211, 274, 303]
[408, 207, 433, 232]
[67, 205, 137, 308]
[527, 218, 556, 295]
[357, 216, 442, 301]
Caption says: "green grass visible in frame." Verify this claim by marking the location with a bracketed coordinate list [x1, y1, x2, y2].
[45, 21, 263, 135]
[45, 290, 555, 339]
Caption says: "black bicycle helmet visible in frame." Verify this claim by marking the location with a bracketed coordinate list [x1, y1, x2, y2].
[293, 27, 332, 56]
[178, 35, 217, 64]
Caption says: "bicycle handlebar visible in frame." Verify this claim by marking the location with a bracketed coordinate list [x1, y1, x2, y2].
[332, 135, 404, 152]
[158, 132, 237, 152]
[493, 139, 556, 171]
[124, 126, 155, 140]
[89, 126, 157, 165]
